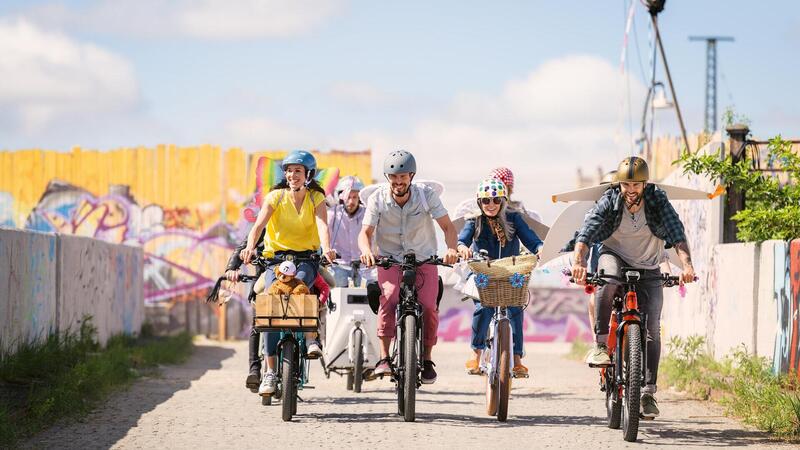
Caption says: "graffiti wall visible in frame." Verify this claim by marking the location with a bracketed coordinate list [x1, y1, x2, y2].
[0, 146, 372, 338]
[437, 285, 592, 344]
[771, 240, 800, 375]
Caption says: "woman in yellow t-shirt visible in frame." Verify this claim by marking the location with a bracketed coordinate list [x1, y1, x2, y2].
[240, 150, 336, 396]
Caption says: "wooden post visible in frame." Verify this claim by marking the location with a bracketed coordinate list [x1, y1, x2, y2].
[723, 124, 750, 243]
[218, 301, 227, 341]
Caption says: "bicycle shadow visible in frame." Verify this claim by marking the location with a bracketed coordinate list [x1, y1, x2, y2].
[636, 419, 780, 447]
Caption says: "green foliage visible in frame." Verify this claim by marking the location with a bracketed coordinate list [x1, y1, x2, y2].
[567, 339, 591, 361]
[0, 317, 193, 448]
[661, 336, 800, 439]
[722, 106, 752, 128]
[676, 136, 800, 241]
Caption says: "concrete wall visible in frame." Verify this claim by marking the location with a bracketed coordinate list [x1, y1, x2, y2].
[58, 234, 144, 345]
[0, 228, 144, 352]
[0, 228, 58, 350]
[661, 239, 800, 375]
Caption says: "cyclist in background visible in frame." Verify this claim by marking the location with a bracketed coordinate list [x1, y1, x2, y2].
[327, 176, 373, 287]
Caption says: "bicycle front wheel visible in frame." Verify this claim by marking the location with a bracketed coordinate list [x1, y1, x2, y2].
[353, 329, 364, 393]
[402, 314, 417, 422]
[281, 342, 296, 422]
[622, 324, 642, 442]
[496, 321, 511, 422]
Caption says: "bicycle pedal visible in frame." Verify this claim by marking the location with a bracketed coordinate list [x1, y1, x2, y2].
[588, 363, 612, 368]
[512, 373, 530, 379]
[640, 414, 655, 421]
[302, 385, 315, 389]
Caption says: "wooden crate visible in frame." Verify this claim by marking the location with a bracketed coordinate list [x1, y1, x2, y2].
[253, 294, 319, 331]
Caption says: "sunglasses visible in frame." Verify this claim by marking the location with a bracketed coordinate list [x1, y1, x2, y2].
[480, 197, 503, 205]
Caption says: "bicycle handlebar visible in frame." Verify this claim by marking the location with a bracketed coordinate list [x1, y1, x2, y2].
[570, 271, 683, 288]
[375, 255, 452, 269]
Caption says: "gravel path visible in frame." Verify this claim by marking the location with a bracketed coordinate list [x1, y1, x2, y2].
[24, 339, 790, 449]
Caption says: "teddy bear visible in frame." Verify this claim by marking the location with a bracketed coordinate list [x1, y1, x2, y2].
[267, 260, 310, 295]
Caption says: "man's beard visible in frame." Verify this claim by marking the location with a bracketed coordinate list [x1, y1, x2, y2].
[624, 193, 642, 208]
[391, 185, 410, 197]
[345, 204, 359, 215]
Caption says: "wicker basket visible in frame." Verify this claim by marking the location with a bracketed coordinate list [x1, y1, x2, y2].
[467, 254, 538, 307]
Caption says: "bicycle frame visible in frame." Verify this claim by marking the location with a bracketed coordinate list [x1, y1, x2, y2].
[606, 275, 648, 392]
[391, 262, 425, 387]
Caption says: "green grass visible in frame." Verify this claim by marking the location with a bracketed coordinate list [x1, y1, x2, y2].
[0, 317, 193, 448]
[661, 335, 800, 440]
[567, 339, 591, 361]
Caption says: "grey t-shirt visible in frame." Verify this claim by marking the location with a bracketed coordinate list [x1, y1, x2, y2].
[602, 203, 664, 270]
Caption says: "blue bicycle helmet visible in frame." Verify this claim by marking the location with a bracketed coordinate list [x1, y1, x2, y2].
[281, 150, 317, 181]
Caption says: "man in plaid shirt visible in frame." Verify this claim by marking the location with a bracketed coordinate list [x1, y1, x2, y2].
[568, 156, 696, 419]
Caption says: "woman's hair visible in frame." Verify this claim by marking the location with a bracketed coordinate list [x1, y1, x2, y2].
[472, 198, 515, 243]
[270, 178, 326, 196]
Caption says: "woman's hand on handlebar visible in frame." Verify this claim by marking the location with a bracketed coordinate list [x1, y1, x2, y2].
[457, 244, 472, 261]
[225, 270, 240, 283]
[239, 247, 257, 265]
[360, 250, 376, 268]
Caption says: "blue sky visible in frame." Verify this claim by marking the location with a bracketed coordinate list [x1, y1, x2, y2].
[0, 0, 797, 221]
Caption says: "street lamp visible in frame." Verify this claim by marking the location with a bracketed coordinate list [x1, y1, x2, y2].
[638, 81, 673, 152]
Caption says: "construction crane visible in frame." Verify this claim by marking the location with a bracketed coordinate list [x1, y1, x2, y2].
[689, 36, 734, 133]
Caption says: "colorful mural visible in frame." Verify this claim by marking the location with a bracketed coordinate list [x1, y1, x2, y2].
[437, 287, 592, 343]
[773, 240, 800, 375]
[0, 146, 371, 338]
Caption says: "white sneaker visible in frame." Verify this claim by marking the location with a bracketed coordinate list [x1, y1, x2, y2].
[258, 371, 276, 396]
[585, 343, 612, 366]
[306, 341, 322, 359]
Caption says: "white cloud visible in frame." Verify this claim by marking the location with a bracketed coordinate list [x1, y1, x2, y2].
[217, 55, 648, 223]
[0, 18, 139, 132]
[336, 55, 648, 223]
[28, 0, 345, 40]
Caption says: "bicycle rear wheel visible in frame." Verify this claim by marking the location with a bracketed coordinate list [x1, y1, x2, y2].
[281, 342, 296, 422]
[402, 314, 417, 422]
[622, 324, 642, 442]
[496, 321, 511, 422]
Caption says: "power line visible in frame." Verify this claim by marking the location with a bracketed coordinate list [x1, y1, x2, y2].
[689, 36, 734, 132]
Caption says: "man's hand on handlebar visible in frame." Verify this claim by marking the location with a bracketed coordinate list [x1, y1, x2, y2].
[321, 247, 336, 264]
[571, 262, 588, 286]
[443, 247, 458, 265]
[225, 270, 240, 283]
[360, 250, 376, 268]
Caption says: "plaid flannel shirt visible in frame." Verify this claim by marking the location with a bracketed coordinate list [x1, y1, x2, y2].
[562, 184, 686, 253]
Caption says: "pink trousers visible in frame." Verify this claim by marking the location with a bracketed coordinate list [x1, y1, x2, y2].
[377, 264, 439, 346]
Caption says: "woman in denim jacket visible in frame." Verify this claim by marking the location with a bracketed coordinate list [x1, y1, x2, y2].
[456, 178, 543, 378]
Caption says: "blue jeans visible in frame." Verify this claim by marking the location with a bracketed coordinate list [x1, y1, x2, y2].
[261, 260, 318, 357]
[471, 300, 524, 357]
[330, 264, 375, 287]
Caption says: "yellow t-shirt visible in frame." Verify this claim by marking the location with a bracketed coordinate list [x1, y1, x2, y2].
[263, 188, 325, 253]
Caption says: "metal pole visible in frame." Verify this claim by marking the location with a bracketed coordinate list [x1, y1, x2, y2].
[650, 14, 690, 153]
